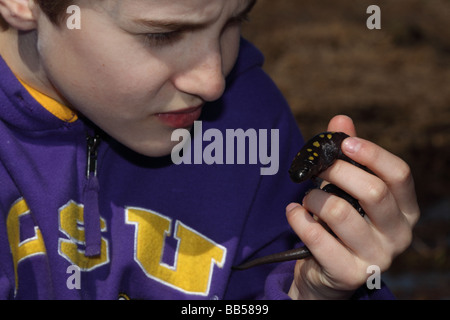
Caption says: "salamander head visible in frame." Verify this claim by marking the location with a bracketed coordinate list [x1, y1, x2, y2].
[289, 162, 316, 183]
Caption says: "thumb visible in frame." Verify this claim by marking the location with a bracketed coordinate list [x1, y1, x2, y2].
[327, 115, 357, 137]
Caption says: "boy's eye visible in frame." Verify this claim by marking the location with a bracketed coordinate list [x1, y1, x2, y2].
[141, 13, 250, 48]
[144, 31, 182, 47]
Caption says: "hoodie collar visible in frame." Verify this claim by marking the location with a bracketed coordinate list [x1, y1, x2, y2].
[0, 55, 79, 131]
[17, 78, 78, 123]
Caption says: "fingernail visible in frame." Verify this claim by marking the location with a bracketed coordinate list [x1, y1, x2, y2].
[286, 203, 301, 213]
[343, 137, 362, 154]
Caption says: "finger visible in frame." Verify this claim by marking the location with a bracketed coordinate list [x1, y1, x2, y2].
[327, 115, 357, 137]
[341, 137, 420, 227]
[318, 160, 403, 235]
[302, 189, 381, 261]
[326, 115, 409, 218]
[286, 203, 358, 278]
[318, 159, 414, 258]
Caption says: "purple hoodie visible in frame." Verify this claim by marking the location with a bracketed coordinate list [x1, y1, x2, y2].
[0, 38, 394, 300]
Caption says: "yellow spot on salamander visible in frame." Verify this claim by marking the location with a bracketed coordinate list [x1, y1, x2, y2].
[327, 134, 333, 139]
[308, 156, 315, 161]
[319, 134, 325, 138]
[314, 153, 319, 157]
[307, 149, 313, 153]
[313, 141, 320, 148]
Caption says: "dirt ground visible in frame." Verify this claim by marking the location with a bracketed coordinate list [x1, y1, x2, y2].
[242, 0, 450, 299]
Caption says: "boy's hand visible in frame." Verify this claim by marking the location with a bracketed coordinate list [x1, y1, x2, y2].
[287, 115, 420, 300]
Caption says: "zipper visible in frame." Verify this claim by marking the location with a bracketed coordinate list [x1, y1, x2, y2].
[86, 134, 101, 178]
[82, 132, 102, 257]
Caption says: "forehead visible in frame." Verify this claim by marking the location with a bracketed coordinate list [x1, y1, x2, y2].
[101, 0, 254, 21]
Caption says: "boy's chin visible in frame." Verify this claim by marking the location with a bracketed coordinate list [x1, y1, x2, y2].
[125, 139, 179, 159]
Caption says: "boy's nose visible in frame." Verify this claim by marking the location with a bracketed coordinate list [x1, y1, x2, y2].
[172, 45, 226, 102]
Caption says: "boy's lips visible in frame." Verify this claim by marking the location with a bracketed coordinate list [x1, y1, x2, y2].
[156, 105, 203, 129]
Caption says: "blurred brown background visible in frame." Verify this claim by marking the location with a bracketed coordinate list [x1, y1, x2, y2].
[243, 0, 450, 299]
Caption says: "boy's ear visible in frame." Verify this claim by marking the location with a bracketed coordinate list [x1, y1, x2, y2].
[0, 0, 37, 30]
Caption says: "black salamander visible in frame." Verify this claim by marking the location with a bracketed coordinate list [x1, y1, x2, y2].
[233, 132, 371, 270]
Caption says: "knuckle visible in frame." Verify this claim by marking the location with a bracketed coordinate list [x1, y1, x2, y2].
[303, 225, 325, 247]
[325, 197, 352, 225]
[392, 162, 413, 185]
[366, 181, 390, 204]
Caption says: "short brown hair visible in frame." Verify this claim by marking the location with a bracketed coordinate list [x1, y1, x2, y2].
[0, 0, 72, 30]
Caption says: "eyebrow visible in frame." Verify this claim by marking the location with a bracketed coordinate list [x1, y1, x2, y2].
[133, 0, 257, 31]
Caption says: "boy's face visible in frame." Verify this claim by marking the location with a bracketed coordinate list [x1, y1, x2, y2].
[35, 0, 255, 157]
